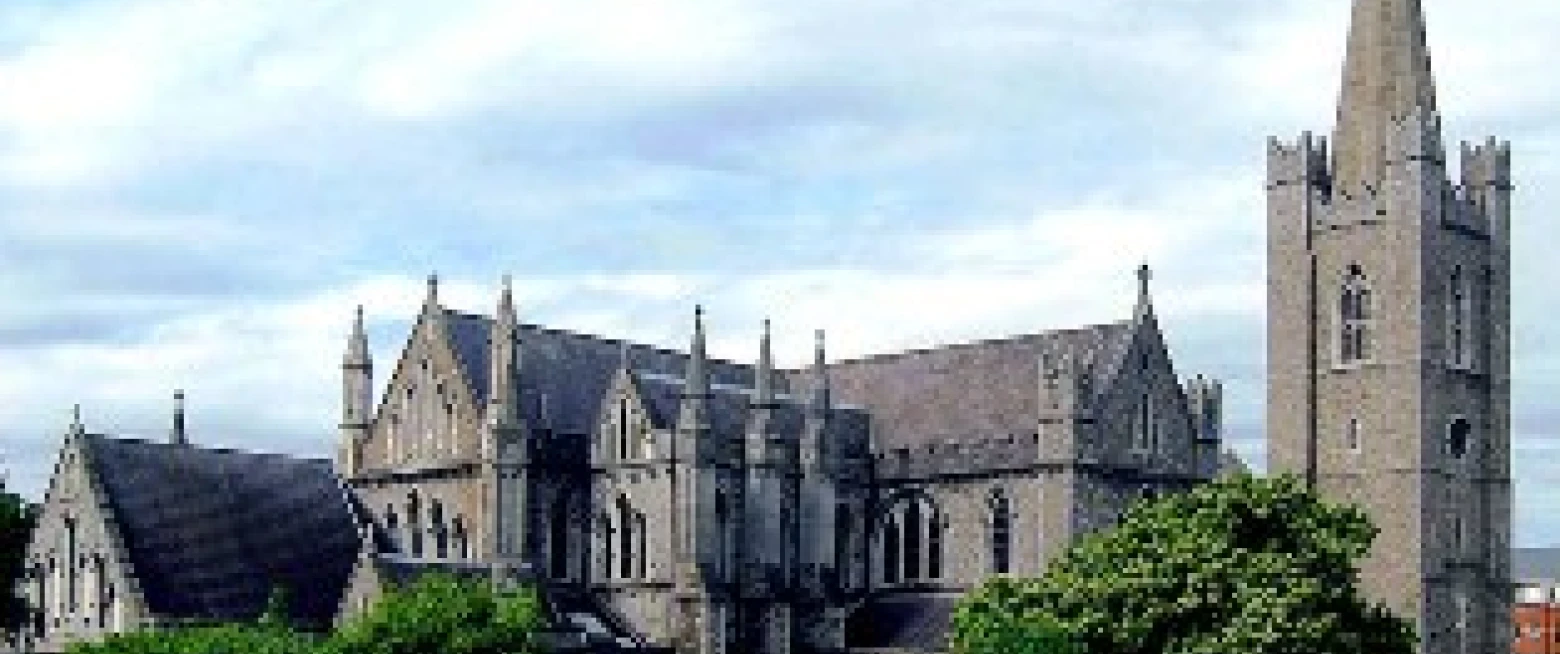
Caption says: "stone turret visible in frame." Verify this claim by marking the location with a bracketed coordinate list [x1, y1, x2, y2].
[170, 390, 187, 446]
[339, 306, 372, 477]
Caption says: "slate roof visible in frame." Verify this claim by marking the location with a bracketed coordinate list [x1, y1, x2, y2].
[809, 321, 1138, 450]
[440, 310, 757, 436]
[81, 435, 361, 628]
[845, 594, 959, 652]
[632, 371, 861, 447]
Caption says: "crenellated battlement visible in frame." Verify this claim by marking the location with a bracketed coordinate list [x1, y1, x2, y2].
[1266, 131, 1330, 190]
[1461, 136, 1513, 190]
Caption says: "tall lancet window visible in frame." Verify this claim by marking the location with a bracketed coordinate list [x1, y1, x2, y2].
[1448, 267, 1474, 368]
[617, 399, 629, 461]
[1339, 265, 1373, 364]
[617, 497, 634, 580]
[989, 490, 1013, 574]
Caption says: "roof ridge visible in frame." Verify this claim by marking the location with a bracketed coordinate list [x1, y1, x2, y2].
[802, 320, 1133, 370]
[442, 308, 755, 370]
[85, 433, 333, 466]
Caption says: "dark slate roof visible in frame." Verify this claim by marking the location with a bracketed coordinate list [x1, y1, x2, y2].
[440, 310, 757, 436]
[1515, 548, 1560, 581]
[804, 321, 1137, 450]
[845, 594, 959, 652]
[632, 371, 854, 445]
[81, 435, 361, 628]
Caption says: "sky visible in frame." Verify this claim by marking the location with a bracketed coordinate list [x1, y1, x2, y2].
[1, 0, 1557, 544]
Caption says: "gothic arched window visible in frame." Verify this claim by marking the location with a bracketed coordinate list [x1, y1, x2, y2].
[1339, 266, 1373, 364]
[882, 516, 901, 585]
[903, 500, 923, 582]
[407, 493, 423, 557]
[64, 518, 76, 614]
[635, 511, 648, 579]
[990, 490, 1013, 574]
[1448, 417, 1472, 460]
[1449, 267, 1474, 368]
[431, 501, 448, 558]
[617, 399, 630, 461]
[452, 517, 468, 560]
[617, 497, 634, 580]
[93, 556, 108, 627]
[928, 512, 943, 580]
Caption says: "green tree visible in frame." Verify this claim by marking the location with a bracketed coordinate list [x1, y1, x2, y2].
[325, 574, 543, 654]
[952, 582, 1081, 654]
[67, 622, 315, 654]
[0, 482, 37, 638]
[953, 474, 1416, 654]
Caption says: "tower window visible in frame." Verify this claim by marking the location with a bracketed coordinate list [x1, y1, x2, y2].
[1448, 267, 1474, 368]
[1339, 266, 1374, 364]
[1346, 418, 1363, 452]
[1448, 417, 1471, 459]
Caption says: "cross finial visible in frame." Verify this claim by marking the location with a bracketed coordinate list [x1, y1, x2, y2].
[1137, 262, 1151, 295]
[70, 404, 84, 434]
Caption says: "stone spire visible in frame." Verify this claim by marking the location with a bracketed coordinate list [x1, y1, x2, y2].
[686, 305, 709, 398]
[755, 318, 774, 405]
[70, 404, 84, 436]
[424, 273, 440, 308]
[491, 275, 521, 428]
[344, 305, 370, 367]
[1134, 262, 1155, 322]
[170, 390, 187, 445]
[810, 328, 830, 413]
[1332, 0, 1439, 191]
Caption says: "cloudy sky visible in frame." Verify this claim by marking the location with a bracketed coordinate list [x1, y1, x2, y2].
[1, 0, 1557, 544]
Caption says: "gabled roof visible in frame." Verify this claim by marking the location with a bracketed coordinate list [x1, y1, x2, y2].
[439, 310, 757, 436]
[808, 321, 1137, 450]
[80, 435, 361, 628]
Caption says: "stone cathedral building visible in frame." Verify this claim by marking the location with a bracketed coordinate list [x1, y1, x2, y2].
[330, 266, 1223, 654]
[14, 0, 1512, 653]
[1265, 0, 1512, 653]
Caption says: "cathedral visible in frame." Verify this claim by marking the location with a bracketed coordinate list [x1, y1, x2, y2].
[15, 0, 1512, 653]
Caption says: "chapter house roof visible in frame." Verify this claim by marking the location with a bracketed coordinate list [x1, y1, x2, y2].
[81, 435, 361, 628]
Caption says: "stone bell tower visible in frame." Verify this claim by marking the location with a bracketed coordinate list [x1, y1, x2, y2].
[1266, 1, 1511, 653]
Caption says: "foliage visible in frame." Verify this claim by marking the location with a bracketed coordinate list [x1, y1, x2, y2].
[0, 483, 37, 637]
[70, 574, 542, 654]
[952, 583, 1081, 654]
[953, 473, 1416, 654]
[324, 574, 543, 654]
[68, 623, 315, 654]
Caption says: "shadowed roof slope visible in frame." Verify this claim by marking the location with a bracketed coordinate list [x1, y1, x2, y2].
[810, 322, 1136, 450]
[81, 435, 361, 628]
[440, 309, 758, 435]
